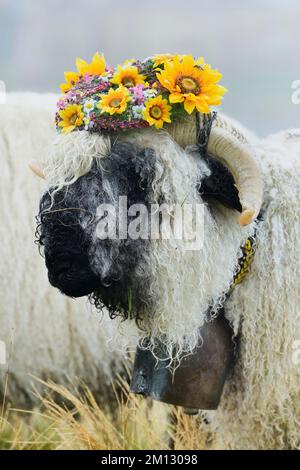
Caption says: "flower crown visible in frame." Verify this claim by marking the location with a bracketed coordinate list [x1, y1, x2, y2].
[56, 52, 227, 134]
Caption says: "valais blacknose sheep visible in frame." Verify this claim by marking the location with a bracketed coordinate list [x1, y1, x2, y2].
[0, 93, 134, 408]
[34, 105, 300, 449]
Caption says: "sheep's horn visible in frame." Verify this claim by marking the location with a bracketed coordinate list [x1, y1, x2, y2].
[28, 160, 45, 179]
[166, 114, 263, 226]
[207, 115, 263, 226]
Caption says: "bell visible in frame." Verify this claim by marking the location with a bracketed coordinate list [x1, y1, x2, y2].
[130, 313, 234, 410]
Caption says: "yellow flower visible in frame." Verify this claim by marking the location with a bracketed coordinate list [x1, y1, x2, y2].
[97, 86, 130, 115]
[60, 52, 106, 93]
[153, 54, 175, 67]
[123, 58, 135, 66]
[143, 95, 172, 129]
[58, 104, 84, 133]
[153, 54, 204, 68]
[111, 65, 146, 88]
[60, 71, 80, 93]
[76, 51, 106, 76]
[156, 54, 227, 114]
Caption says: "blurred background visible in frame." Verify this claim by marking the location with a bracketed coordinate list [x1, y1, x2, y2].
[0, 0, 299, 135]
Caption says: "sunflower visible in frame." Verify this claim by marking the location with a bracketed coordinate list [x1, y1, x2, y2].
[152, 54, 175, 68]
[58, 104, 84, 133]
[76, 51, 106, 76]
[60, 71, 80, 93]
[111, 65, 146, 88]
[156, 55, 227, 114]
[60, 52, 106, 93]
[97, 86, 130, 115]
[143, 95, 172, 129]
[153, 54, 204, 68]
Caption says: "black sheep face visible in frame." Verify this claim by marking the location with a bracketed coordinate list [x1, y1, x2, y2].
[37, 139, 240, 322]
[37, 141, 156, 319]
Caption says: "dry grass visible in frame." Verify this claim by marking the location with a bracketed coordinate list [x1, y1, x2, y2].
[0, 377, 214, 450]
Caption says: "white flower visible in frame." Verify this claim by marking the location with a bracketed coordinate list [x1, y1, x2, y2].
[143, 88, 157, 99]
[83, 99, 96, 114]
[101, 76, 109, 83]
[122, 59, 135, 69]
[132, 105, 145, 119]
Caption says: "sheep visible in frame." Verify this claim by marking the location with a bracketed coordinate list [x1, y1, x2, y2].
[0, 93, 134, 408]
[35, 106, 300, 449]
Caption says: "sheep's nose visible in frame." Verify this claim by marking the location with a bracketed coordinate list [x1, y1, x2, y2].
[46, 253, 101, 298]
[101, 276, 113, 288]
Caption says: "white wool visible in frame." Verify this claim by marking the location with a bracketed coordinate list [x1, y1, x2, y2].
[119, 127, 300, 448]
[0, 93, 136, 407]
[43, 131, 111, 192]
[120, 129, 256, 362]
[202, 129, 300, 449]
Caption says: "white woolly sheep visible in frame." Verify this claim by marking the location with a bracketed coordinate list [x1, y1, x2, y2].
[35, 104, 300, 450]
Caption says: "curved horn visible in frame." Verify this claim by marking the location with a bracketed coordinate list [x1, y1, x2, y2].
[166, 114, 263, 226]
[28, 160, 45, 179]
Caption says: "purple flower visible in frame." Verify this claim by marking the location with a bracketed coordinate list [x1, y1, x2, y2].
[66, 90, 77, 102]
[82, 73, 93, 83]
[130, 84, 145, 104]
[57, 99, 66, 110]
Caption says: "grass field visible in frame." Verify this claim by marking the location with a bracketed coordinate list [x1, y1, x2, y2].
[0, 377, 212, 450]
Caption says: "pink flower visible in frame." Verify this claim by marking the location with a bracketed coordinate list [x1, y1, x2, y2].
[130, 84, 145, 104]
[82, 73, 93, 83]
[105, 66, 114, 75]
[57, 99, 66, 110]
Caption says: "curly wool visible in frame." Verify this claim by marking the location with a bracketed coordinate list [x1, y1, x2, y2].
[42, 130, 111, 193]
[118, 129, 257, 363]
[202, 129, 300, 449]
[37, 141, 157, 328]
[41, 124, 256, 363]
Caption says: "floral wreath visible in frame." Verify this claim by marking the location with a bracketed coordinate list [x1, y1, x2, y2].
[56, 52, 227, 134]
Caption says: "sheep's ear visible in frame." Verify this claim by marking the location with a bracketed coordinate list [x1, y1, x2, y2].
[199, 154, 242, 212]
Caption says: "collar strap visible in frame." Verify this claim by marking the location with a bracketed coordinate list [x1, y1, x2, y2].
[231, 234, 256, 288]
[195, 111, 216, 158]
